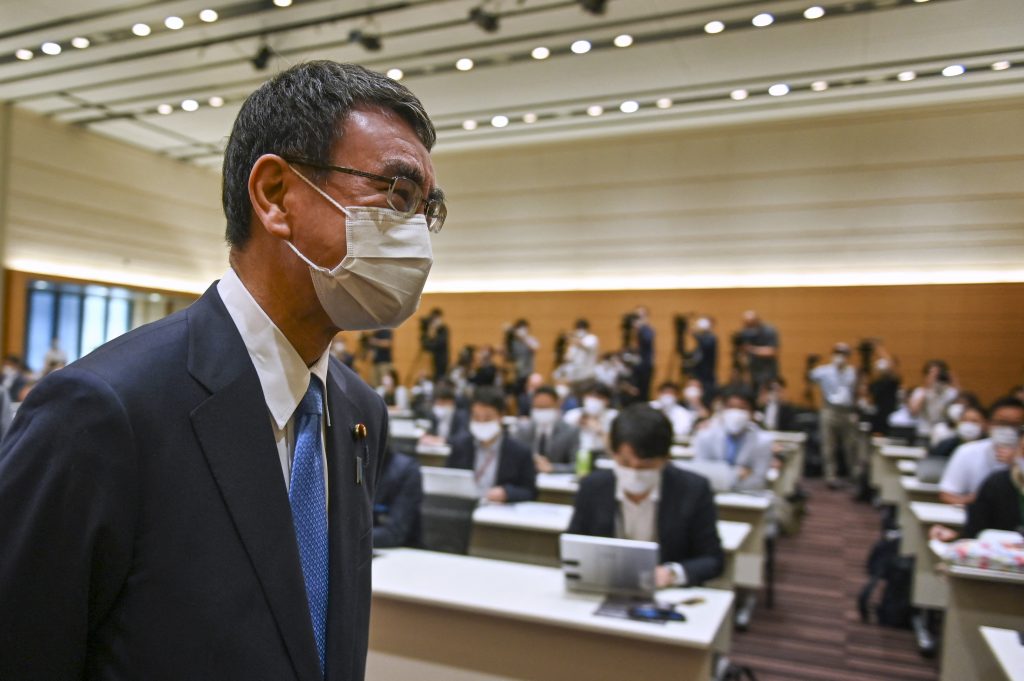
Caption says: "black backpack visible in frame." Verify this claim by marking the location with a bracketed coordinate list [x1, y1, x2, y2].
[858, 531, 914, 628]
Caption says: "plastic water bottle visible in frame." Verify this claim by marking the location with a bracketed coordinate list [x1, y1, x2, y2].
[575, 448, 592, 478]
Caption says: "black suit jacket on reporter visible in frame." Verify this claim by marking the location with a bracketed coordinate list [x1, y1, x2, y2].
[0, 285, 388, 681]
[567, 465, 725, 586]
[447, 431, 538, 502]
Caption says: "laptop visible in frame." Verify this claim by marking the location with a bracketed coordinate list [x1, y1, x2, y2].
[560, 533, 659, 598]
[673, 459, 738, 492]
[420, 466, 479, 499]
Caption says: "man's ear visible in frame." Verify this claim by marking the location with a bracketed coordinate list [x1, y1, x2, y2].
[248, 154, 293, 241]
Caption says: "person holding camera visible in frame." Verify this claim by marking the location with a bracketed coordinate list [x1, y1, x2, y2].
[685, 316, 718, 401]
[737, 310, 779, 392]
[420, 307, 450, 381]
[809, 343, 860, 489]
[631, 306, 655, 400]
[507, 319, 540, 398]
[908, 359, 960, 443]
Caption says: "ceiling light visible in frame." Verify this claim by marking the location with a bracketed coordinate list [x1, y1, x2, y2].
[386, 68, 404, 80]
[704, 21, 725, 34]
[491, 115, 509, 128]
[71, 37, 90, 49]
[578, 0, 607, 15]
[768, 83, 790, 96]
[730, 89, 748, 101]
[942, 64, 965, 77]
[274, 0, 293, 6]
[991, 60, 1011, 71]
[199, 9, 219, 23]
[251, 45, 272, 70]
[164, 16, 184, 30]
[41, 42, 61, 56]
[455, 57, 474, 71]
[897, 70, 916, 81]
[208, 96, 224, 107]
[619, 100, 639, 113]
[752, 13, 774, 27]
[132, 23, 152, 37]
[181, 99, 199, 112]
[531, 46, 550, 60]
[349, 29, 382, 51]
[469, 7, 500, 32]
[15, 49, 33, 60]
[523, 112, 538, 124]
[811, 80, 828, 91]
[613, 34, 633, 48]
[571, 40, 591, 54]
[462, 120, 478, 131]
[586, 105, 603, 117]
[157, 104, 173, 115]
[656, 98, 672, 109]
[804, 6, 825, 20]
[913, 0, 930, 3]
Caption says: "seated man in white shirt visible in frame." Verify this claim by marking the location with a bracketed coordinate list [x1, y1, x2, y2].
[567, 404, 724, 587]
[512, 386, 581, 473]
[693, 387, 774, 492]
[563, 382, 619, 454]
[650, 381, 696, 440]
[938, 396, 1024, 505]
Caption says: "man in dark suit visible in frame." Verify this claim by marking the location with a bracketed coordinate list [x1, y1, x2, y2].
[512, 385, 581, 473]
[373, 449, 423, 548]
[421, 307, 450, 382]
[568, 404, 724, 587]
[448, 386, 537, 503]
[0, 62, 444, 681]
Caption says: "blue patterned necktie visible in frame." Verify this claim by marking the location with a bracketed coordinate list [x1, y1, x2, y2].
[290, 376, 329, 677]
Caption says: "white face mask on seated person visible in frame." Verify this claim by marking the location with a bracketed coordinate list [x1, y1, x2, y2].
[614, 463, 661, 497]
[469, 419, 502, 443]
[432, 404, 454, 421]
[991, 426, 1021, 451]
[721, 408, 751, 435]
[531, 408, 560, 427]
[583, 396, 606, 416]
[657, 394, 678, 411]
[956, 420, 983, 442]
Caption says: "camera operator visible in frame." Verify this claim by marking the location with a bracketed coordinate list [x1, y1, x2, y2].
[685, 316, 718, 401]
[507, 319, 540, 398]
[631, 306, 655, 400]
[561, 319, 600, 390]
[367, 329, 394, 387]
[909, 359, 960, 444]
[737, 310, 780, 392]
[809, 343, 860, 489]
[420, 307, 450, 381]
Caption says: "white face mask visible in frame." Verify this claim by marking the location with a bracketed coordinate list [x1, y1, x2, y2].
[657, 394, 678, 410]
[583, 396, 606, 416]
[287, 166, 433, 331]
[683, 386, 702, 403]
[990, 426, 1021, 450]
[470, 420, 502, 443]
[956, 421, 983, 442]
[614, 463, 661, 496]
[432, 404, 454, 421]
[946, 403, 965, 423]
[531, 408, 560, 427]
[722, 408, 750, 435]
[695, 317, 710, 332]
[875, 359, 891, 372]
[832, 354, 847, 367]
[555, 385, 570, 400]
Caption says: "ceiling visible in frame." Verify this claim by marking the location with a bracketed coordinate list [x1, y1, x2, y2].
[0, 0, 1021, 170]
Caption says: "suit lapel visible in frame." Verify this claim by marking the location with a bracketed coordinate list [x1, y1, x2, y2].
[186, 287, 322, 681]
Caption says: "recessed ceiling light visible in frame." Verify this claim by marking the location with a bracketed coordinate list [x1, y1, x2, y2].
[942, 64, 965, 77]
[132, 23, 152, 37]
[730, 89, 748, 101]
[655, 98, 672, 109]
[274, 0, 293, 6]
[491, 115, 509, 128]
[897, 70, 916, 81]
[811, 80, 828, 91]
[704, 21, 725, 34]
[455, 58, 474, 71]
[41, 42, 61, 56]
[586, 105, 603, 117]
[752, 13, 774, 27]
[165, 16, 184, 30]
[208, 96, 224, 107]
[386, 68, 404, 80]
[15, 48, 33, 60]
[462, 120, 478, 131]
[199, 9, 219, 23]
[181, 99, 199, 112]
[768, 83, 790, 96]
[531, 46, 550, 60]
[613, 34, 633, 48]
[991, 60, 1011, 71]
[804, 6, 825, 20]
[619, 100, 639, 113]
[913, 0, 930, 3]
[523, 112, 538, 123]
[157, 104, 173, 115]
[571, 40, 591, 55]
[71, 37, 90, 49]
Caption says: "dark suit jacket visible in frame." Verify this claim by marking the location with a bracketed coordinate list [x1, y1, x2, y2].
[964, 469, 1023, 539]
[447, 432, 537, 502]
[428, 407, 469, 443]
[511, 420, 581, 473]
[0, 285, 388, 681]
[373, 452, 423, 548]
[567, 466, 724, 585]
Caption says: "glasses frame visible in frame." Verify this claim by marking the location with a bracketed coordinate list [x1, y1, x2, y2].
[282, 156, 445, 232]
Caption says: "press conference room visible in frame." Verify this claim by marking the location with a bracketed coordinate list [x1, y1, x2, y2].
[0, 0, 1022, 680]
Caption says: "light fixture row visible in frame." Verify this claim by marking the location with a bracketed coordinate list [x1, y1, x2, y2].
[154, 95, 225, 115]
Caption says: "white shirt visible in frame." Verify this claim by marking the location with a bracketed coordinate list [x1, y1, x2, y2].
[473, 436, 502, 496]
[217, 269, 331, 494]
[616, 483, 660, 543]
[810, 363, 857, 407]
[939, 438, 1006, 497]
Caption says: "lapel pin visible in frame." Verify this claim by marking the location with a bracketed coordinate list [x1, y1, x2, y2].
[352, 423, 367, 440]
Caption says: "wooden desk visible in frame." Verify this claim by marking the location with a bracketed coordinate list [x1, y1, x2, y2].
[897, 460, 918, 475]
[980, 626, 1024, 681]
[874, 445, 926, 504]
[939, 563, 1024, 681]
[714, 493, 772, 591]
[907, 502, 965, 610]
[536, 473, 577, 505]
[899, 476, 941, 504]
[670, 445, 695, 459]
[369, 549, 735, 681]
[468, 501, 750, 589]
[415, 442, 450, 469]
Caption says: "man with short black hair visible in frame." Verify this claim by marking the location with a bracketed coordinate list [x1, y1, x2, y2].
[568, 404, 724, 587]
[512, 386, 581, 473]
[939, 396, 1024, 505]
[694, 388, 775, 491]
[0, 61, 444, 680]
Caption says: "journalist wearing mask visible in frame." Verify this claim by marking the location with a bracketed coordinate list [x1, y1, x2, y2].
[693, 388, 775, 492]
[0, 62, 444, 681]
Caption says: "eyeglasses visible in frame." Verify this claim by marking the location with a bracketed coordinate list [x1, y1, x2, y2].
[283, 157, 446, 233]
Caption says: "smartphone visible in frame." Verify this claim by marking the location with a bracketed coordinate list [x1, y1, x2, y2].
[627, 605, 686, 623]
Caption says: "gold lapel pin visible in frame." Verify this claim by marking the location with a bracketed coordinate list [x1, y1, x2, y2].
[352, 423, 368, 440]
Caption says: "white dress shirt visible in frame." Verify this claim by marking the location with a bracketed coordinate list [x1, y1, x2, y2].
[217, 269, 331, 495]
[615, 476, 687, 585]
